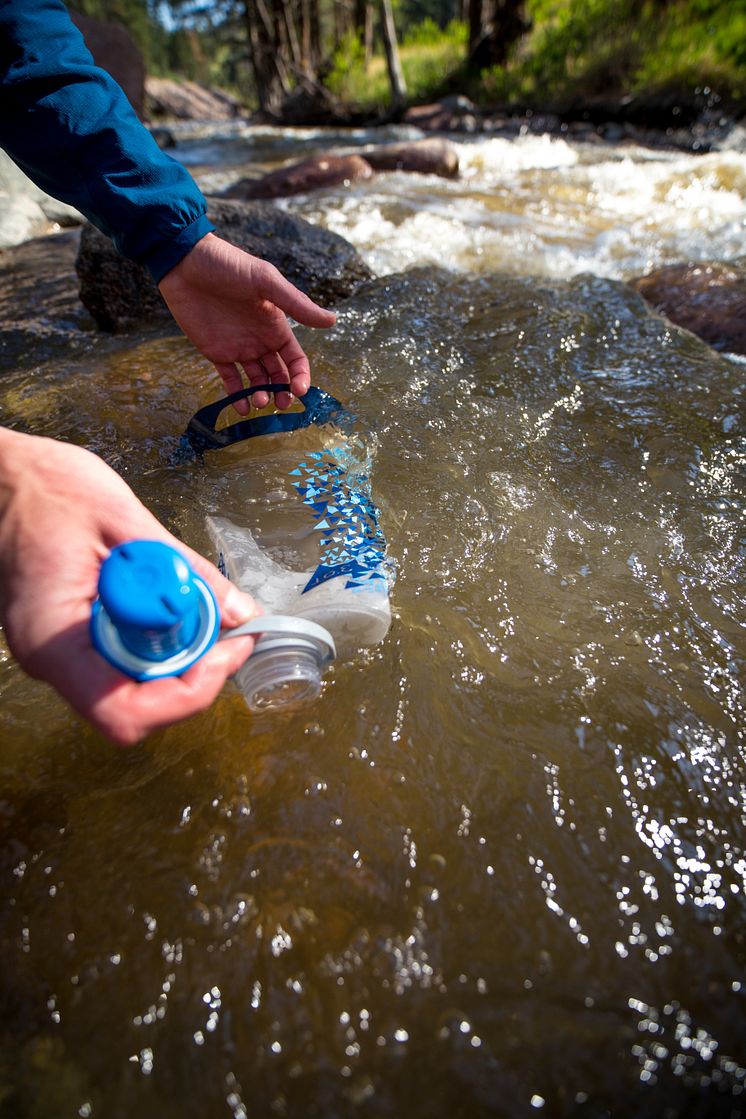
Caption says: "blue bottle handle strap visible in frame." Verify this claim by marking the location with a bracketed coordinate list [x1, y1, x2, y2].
[185, 384, 354, 452]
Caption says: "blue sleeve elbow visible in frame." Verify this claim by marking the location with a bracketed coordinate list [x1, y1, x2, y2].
[0, 0, 215, 282]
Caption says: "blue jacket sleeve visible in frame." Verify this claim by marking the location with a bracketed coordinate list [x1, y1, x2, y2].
[0, 0, 214, 283]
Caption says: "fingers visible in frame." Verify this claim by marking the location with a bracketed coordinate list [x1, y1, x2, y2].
[257, 263, 337, 330]
[242, 359, 272, 410]
[278, 336, 312, 400]
[216, 355, 298, 412]
[179, 549, 261, 631]
[241, 354, 297, 412]
[42, 610, 255, 747]
[87, 639, 255, 746]
[215, 362, 251, 415]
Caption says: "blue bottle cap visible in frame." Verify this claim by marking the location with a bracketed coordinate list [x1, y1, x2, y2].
[90, 540, 220, 680]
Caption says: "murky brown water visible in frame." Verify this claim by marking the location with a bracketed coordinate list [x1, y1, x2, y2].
[0, 128, 745, 1119]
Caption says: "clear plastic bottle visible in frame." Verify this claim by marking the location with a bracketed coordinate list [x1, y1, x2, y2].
[207, 433, 393, 712]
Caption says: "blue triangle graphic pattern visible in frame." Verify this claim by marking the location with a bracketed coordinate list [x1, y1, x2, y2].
[291, 450, 388, 593]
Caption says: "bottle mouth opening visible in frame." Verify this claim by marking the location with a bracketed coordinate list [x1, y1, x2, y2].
[237, 641, 327, 713]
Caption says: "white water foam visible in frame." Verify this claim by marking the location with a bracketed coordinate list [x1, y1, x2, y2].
[281, 134, 746, 282]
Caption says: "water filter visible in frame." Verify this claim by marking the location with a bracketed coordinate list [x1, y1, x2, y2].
[188, 384, 393, 712]
[90, 539, 220, 680]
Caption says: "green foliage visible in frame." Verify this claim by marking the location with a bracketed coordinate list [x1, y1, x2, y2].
[327, 18, 466, 109]
[480, 0, 746, 103]
[403, 15, 458, 46]
[326, 28, 368, 96]
[135, 0, 745, 112]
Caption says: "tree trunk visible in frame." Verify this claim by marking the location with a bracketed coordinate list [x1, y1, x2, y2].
[243, 0, 291, 115]
[354, 0, 374, 70]
[281, 1, 303, 74]
[364, 1, 374, 70]
[468, 0, 528, 70]
[309, 0, 321, 71]
[380, 0, 406, 109]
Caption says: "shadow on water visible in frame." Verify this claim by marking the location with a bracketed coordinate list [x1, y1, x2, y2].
[0, 262, 744, 1118]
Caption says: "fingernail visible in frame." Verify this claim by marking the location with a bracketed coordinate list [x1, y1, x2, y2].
[223, 586, 259, 626]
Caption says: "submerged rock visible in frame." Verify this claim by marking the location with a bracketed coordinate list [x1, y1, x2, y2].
[631, 261, 746, 355]
[224, 138, 460, 203]
[225, 154, 375, 201]
[76, 197, 373, 331]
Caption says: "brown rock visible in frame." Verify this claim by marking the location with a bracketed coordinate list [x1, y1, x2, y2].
[70, 10, 145, 118]
[403, 97, 480, 134]
[631, 262, 746, 355]
[145, 77, 242, 122]
[225, 154, 374, 201]
[360, 137, 459, 179]
[0, 230, 94, 372]
[76, 197, 373, 332]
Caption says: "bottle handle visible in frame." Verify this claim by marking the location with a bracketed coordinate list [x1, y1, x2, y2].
[184, 384, 354, 453]
[220, 613, 336, 662]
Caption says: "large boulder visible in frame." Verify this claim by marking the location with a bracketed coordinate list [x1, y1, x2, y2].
[145, 77, 242, 122]
[76, 197, 373, 331]
[0, 150, 83, 249]
[631, 261, 746, 355]
[70, 9, 145, 119]
[224, 154, 375, 201]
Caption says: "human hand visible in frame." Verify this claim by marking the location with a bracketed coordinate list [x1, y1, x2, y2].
[0, 429, 259, 746]
[158, 233, 337, 415]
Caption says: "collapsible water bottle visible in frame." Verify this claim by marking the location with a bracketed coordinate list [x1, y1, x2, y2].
[186, 384, 394, 712]
[90, 539, 221, 679]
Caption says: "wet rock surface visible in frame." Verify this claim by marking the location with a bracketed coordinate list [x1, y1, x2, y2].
[76, 197, 373, 332]
[631, 261, 746, 355]
[0, 230, 94, 372]
[386, 90, 745, 154]
[403, 95, 481, 134]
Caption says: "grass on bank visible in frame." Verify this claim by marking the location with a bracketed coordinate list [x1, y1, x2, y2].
[327, 0, 745, 112]
[326, 19, 467, 110]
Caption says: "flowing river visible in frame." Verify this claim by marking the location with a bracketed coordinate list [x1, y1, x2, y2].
[1, 122, 745, 1119]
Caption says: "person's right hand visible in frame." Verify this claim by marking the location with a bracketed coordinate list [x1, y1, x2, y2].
[0, 429, 259, 746]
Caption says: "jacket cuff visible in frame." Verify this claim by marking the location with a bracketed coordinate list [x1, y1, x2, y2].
[144, 213, 216, 285]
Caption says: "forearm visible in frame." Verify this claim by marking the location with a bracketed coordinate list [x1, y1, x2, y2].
[0, 0, 213, 281]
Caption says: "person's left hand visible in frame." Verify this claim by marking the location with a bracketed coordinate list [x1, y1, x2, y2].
[159, 233, 337, 415]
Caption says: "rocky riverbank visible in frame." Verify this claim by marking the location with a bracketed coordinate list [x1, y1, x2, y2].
[398, 90, 746, 155]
